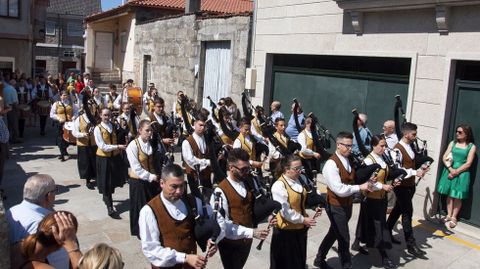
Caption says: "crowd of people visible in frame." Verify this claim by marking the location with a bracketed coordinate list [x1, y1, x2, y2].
[1, 68, 477, 269]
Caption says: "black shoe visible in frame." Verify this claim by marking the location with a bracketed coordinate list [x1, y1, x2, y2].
[382, 257, 397, 269]
[60, 156, 66, 162]
[390, 234, 401, 245]
[407, 245, 426, 258]
[107, 207, 121, 219]
[86, 182, 95, 190]
[351, 241, 369, 255]
[313, 258, 333, 269]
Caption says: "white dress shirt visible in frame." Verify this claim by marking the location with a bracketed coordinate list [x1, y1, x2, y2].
[94, 122, 119, 153]
[93, 95, 107, 108]
[385, 133, 399, 149]
[50, 100, 74, 121]
[210, 177, 254, 240]
[127, 138, 156, 182]
[233, 134, 252, 150]
[268, 132, 287, 160]
[181, 132, 210, 171]
[152, 112, 165, 125]
[271, 175, 307, 224]
[250, 120, 267, 145]
[298, 130, 315, 156]
[139, 193, 224, 267]
[322, 152, 360, 197]
[395, 140, 417, 178]
[118, 112, 140, 138]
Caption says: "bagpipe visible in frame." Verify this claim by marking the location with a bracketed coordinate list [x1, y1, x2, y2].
[351, 108, 371, 169]
[179, 93, 195, 135]
[393, 95, 434, 170]
[206, 96, 220, 123]
[189, 164, 221, 252]
[307, 112, 335, 162]
[299, 170, 327, 210]
[241, 91, 255, 122]
[244, 170, 281, 226]
[218, 106, 239, 144]
[150, 112, 179, 171]
[204, 118, 230, 185]
[292, 98, 304, 133]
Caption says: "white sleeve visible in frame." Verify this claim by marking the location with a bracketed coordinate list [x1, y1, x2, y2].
[271, 180, 304, 224]
[181, 139, 210, 171]
[94, 126, 119, 152]
[298, 132, 315, 156]
[139, 206, 186, 267]
[72, 117, 86, 138]
[210, 187, 253, 240]
[49, 102, 58, 121]
[396, 150, 417, 177]
[113, 94, 122, 110]
[322, 159, 360, 197]
[233, 138, 241, 149]
[126, 140, 156, 182]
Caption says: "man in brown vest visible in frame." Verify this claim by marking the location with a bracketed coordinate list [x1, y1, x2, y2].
[314, 132, 370, 269]
[138, 164, 219, 269]
[386, 122, 429, 258]
[211, 148, 270, 269]
[181, 114, 212, 196]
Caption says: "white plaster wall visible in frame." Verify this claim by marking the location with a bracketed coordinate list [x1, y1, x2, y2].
[252, 0, 480, 219]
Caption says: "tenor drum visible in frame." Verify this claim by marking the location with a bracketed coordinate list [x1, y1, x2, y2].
[18, 104, 31, 118]
[127, 87, 142, 115]
[37, 100, 51, 116]
[63, 121, 76, 144]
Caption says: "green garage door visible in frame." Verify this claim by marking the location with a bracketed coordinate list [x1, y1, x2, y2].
[271, 67, 409, 136]
[443, 80, 480, 227]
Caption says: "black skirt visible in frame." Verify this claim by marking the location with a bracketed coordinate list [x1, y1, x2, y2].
[77, 146, 97, 180]
[359, 197, 392, 249]
[96, 155, 126, 195]
[129, 178, 161, 236]
[270, 227, 307, 269]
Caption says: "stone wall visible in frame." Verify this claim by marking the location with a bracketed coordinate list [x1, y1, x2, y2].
[0, 199, 10, 269]
[134, 14, 251, 113]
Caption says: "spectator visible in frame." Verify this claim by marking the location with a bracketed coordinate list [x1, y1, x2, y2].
[75, 74, 85, 94]
[270, 100, 284, 124]
[437, 124, 476, 229]
[285, 101, 305, 141]
[66, 72, 76, 84]
[0, 81, 11, 197]
[78, 243, 123, 269]
[12, 211, 82, 269]
[1, 73, 20, 143]
[382, 120, 398, 149]
[352, 113, 373, 157]
[6, 174, 70, 268]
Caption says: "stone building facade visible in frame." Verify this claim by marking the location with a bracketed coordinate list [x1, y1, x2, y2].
[251, 0, 480, 227]
[134, 14, 251, 112]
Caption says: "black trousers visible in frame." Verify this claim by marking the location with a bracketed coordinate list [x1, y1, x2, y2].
[129, 178, 160, 237]
[7, 108, 19, 141]
[316, 204, 353, 266]
[18, 118, 25, 138]
[39, 115, 47, 133]
[387, 186, 416, 246]
[270, 228, 307, 269]
[218, 238, 252, 269]
[56, 123, 68, 156]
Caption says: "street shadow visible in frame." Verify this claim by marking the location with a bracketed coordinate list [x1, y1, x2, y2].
[3, 163, 35, 208]
[114, 198, 130, 215]
[57, 184, 81, 195]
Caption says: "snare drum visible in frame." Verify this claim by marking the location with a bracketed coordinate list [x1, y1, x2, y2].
[18, 104, 31, 118]
[63, 122, 76, 144]
[37, 100, 51, 116]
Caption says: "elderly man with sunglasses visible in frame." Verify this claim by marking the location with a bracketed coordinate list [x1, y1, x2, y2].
[6, 174, 71, 269]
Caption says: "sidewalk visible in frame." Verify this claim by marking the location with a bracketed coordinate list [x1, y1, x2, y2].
[3, 124, 480, 268]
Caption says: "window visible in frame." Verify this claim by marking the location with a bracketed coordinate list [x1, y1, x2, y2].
[0, 0, 19, 18]
[67, 21, 83, 37]
[46, 20, 56, 36]
[63, 51, 75, 57]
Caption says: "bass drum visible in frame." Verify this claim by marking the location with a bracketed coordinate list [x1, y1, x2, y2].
[63, 121, 76, 144]
[127, 87, 142, 115]
[37, 100, 51, 116]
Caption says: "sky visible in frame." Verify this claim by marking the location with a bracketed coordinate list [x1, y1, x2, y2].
[101, 0, 124, 11]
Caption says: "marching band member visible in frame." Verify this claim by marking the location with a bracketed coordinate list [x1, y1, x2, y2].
[143, 83, 157, 115]
[126, 119, 160, 237]
[386, 122, 429, 258]
[181, 113, 212, 194]
[233, 118, 263, 169]
[298, 117, 321, 180]
[271, 155, 322, 269]
[92, 87, 106, 111]
[118, 102, 140, 141]
[314, 132, 370, 269]
[16, 78, 30, 139]
[32, 76, 53, 136]
[94, 108, 127, 218]
[139, 164, 220, 269]
[49, 91, 74, 161]
[105, 83, 121, 113]
[149, 97, 175, 149]
[72, 100, 97, 190]
[211, 149, 270, 269]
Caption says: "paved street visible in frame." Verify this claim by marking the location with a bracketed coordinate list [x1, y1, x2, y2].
[3, 124, 480, 269]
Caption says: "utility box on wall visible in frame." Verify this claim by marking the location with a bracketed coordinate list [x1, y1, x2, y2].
[245, 68, 257, 90]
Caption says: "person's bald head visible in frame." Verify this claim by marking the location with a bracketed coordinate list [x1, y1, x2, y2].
[271, 101, 281, 112]
[383, 120, 395, 135]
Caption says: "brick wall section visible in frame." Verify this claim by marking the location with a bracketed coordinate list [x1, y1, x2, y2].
[134, 14, 251, 113]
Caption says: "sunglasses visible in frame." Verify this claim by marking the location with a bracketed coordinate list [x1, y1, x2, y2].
[339, 143, 353, 149]
[232, 164, 251, 173]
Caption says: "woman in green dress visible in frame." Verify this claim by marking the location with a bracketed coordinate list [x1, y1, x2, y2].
[437, 124, 476, 228]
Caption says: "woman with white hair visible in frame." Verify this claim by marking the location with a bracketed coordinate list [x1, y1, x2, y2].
[78, 243, 123, 269]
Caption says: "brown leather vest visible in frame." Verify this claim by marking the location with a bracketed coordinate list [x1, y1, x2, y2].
[327, 154, 356, 207]
[218, 179, 254, 228]
[237, 133, 256, 161]
[183, 135, 212, 179]
[150, 112, 168, 138]
[395, 143, 416, 187]
[148, 195, 196, 269]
